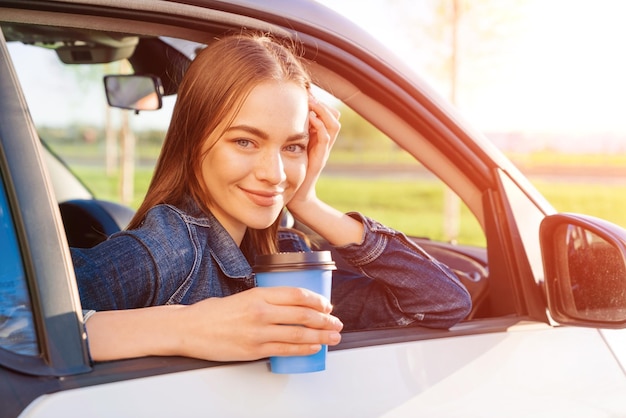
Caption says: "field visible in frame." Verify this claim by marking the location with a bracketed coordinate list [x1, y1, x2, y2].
[72, 156, 626, 248]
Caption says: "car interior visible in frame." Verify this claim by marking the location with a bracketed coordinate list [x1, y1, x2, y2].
[2, 20, 490, 325]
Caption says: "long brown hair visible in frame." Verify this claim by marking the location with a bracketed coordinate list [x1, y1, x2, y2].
[127, 33, 311, 256]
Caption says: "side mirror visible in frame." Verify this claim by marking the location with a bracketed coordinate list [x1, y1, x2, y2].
[540, 213, 626, 328]
[103, 74, 164, 112]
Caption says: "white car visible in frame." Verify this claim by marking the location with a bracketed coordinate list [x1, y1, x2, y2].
[1, 1, 626, 417]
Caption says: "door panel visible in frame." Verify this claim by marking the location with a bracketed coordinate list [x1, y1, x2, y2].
[21, 323, 626, 417]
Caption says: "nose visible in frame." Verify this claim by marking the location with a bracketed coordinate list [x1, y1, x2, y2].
[255, 148, 287, 185]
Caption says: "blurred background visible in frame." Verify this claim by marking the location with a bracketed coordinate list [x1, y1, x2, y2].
[321, 0, 626, 149]
[319, 0, 626, 241]
[9, 0, 626, 247]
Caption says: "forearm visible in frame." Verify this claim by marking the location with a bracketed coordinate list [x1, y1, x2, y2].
[85, 306, 186, 361]
[330, 213, 472, 329]
[288, 198, 364, 247]
[85, 289, 343, 363]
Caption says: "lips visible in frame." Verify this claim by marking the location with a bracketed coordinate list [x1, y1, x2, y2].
[241, 187, 283, 207]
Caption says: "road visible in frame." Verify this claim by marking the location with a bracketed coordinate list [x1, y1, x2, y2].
[323, 163, 626, 184]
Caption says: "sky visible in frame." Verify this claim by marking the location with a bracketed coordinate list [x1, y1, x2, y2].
[9, 0, 626, 151]
[317, 0, 626, 137]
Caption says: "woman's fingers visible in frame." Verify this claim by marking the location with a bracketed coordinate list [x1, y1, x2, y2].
[262, 323, 341, 346]
[257, 326, 342, 356]
[309, 96, 340, 145]
[306, 104, 337, 177]
[250, 324, 341, 358]
[309, 93, 340, 122]
[258, 342, 325, 358]
[178, 289, 343, 361]
[242, 288, 343, 351]
[252, 287, 343, 331]
[262, 304, 343, 331]
[258, 286, 332, 312]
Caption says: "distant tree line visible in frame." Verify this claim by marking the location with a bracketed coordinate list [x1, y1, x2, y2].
[39, 125, 166, 147]
[37, 102, 398, 154]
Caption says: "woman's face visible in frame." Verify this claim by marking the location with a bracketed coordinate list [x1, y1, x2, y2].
[201, 81, 309, 243]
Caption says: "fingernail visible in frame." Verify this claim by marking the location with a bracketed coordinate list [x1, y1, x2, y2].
[329, 332, 341, 344]
[310, 344, 322, 352]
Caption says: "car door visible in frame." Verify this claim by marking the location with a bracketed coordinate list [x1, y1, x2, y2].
[2, 2, 626, 417]
[0, 22, 92, 417]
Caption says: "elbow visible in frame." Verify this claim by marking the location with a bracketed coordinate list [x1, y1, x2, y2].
[421, 286, 472, 330]
[433, 265, 474, 328]
[445, 289, 472, 328]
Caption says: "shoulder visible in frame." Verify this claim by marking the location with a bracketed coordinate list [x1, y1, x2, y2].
[138, 204, 210, 231]
[117, 204, 195, 244]
[120, 204, 198, 254]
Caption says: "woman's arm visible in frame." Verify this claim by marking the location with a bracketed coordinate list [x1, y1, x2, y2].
[329, 213, 472, 330]
[287, 95, 471, 331]
[73, 205, 197, 311]
[86, 286, 343, 362]
[287, 94, 364, 247]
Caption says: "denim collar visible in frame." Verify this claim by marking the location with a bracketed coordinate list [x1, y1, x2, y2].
[177, 198, 253, 280]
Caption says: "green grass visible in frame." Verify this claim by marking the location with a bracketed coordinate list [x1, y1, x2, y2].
[72, 167, 484, 246]
[74, 165, 154, 208]
[534, 181, 626, 228]
[71, 156, 626, 249]
[316, 177, 484, 245]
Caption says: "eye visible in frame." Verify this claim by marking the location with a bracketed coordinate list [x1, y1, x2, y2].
[235, 138, 253, 148]
[284, 143, 307, 153]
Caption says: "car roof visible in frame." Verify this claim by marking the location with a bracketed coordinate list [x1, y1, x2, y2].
[1, 0, 419, 94]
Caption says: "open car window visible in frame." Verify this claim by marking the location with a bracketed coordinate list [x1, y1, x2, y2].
[8, 29, 488, 326]
[319, 101, 485, 248]
[10, 38, 484, 248]
[7, 41, 175, 208]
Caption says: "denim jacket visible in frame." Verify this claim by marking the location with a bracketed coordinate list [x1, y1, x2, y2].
[72, 203, 471, 330]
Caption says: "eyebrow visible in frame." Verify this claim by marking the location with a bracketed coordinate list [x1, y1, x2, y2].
[227, 124, 309, 141]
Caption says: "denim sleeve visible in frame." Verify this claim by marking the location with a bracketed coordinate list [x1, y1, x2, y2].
[72, 206, 195, 311]
[330, 212, 472, 330]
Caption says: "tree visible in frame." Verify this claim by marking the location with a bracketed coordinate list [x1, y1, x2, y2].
[390, 0, 527, 242]
[116, 60, 135, 205]
[64, 57, 136, 205]
[391, 0, 527, 101]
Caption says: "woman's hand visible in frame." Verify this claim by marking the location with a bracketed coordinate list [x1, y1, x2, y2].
[286, 94, 340, 214]
[180, 287, 343, 361]
[86, 287, 343, 362]
[284, 94, 364, 247]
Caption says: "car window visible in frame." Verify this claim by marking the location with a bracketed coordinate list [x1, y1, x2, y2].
[7, 42, 174, 208]
[319, 100, 485, 247]
[0, 174, 38, 357]
[9, 40, 483, 248]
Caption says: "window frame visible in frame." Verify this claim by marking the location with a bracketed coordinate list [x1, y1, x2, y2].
[0, 28, 90, 377]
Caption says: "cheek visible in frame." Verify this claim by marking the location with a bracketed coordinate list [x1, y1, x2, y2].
[200, 150, 230, 194]
[284, 157, 307, 190]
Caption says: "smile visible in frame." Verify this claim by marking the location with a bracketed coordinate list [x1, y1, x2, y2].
[241, 187, 283, 207]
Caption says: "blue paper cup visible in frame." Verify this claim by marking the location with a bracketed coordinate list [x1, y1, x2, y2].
[254, 251, 335, 374]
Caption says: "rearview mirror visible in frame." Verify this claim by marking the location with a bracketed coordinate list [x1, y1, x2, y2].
[103, 74, 163, 112]
[540, 213, 626, 328]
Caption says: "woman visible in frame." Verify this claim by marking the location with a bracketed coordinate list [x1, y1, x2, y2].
[74, 33, 471, 363]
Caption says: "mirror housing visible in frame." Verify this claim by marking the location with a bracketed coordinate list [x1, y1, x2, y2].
[540, 213, 626, 328]
[103, 74, 163, 112]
